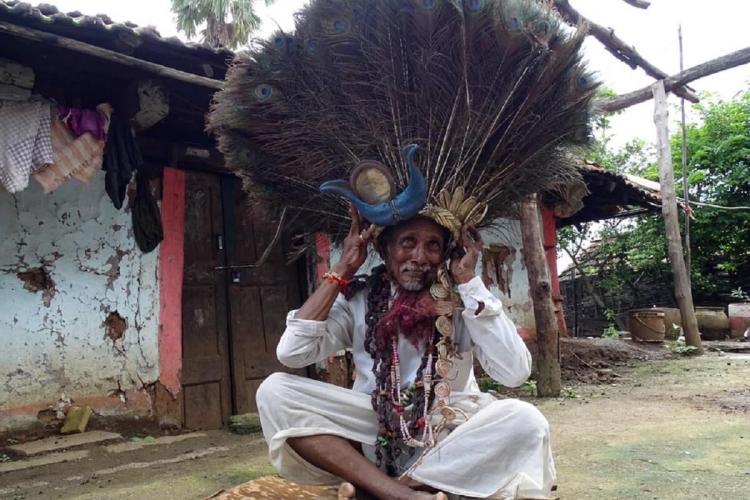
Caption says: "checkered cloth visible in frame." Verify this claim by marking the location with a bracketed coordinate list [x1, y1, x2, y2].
[0, 98, 54, 193]
[33, 103, 113, 193]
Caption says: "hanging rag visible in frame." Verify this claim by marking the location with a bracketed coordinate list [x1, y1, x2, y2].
[59, 106, 109, 141]
[34, 103, 113, 193]
[102, 113, 143, 209]
[132, 169, 163, 253]
[0, 98, 53, 193]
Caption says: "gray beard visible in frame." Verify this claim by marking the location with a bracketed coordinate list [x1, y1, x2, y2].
[398, 262, 432, 291]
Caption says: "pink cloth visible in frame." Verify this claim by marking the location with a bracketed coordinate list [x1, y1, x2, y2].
[58, 106, 108, 141]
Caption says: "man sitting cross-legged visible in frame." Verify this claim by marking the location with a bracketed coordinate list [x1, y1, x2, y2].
[256, 206, 556, 499]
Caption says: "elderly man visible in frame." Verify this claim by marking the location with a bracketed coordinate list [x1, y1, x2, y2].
[256, 206, 556, 500]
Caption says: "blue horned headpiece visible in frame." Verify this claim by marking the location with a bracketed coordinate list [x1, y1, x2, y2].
[319, 144, 427, 226]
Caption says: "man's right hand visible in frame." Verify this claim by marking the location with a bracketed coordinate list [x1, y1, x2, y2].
[332, 203, 376, 280]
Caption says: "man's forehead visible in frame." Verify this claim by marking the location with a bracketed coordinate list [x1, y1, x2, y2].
[391, 217, 444, 239]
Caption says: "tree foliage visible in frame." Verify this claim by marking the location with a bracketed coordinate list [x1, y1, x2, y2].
[171, 0, 274, 49]
[561, 90, 750, 301]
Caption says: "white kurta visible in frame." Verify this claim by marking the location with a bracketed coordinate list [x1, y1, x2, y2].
[257, 277, 557, 499]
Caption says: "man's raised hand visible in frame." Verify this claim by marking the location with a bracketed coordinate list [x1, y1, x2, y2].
[331, 203, 376, 280]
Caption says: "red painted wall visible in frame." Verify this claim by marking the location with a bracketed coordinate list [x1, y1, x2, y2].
[158, 167, 185, 396]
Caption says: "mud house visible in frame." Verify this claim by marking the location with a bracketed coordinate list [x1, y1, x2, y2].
[0, 0, 307, 433]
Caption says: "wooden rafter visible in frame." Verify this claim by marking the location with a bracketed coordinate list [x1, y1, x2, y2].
[553, 0, 699, 103]
[0, 21, 224, 90]
[596, 46, 750, 112]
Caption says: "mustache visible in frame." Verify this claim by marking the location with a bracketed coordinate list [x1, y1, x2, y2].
[400, 262, 431, 274]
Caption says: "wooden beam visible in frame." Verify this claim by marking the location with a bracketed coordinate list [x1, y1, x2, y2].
[519, 194, 561, 397]
[652, 81, 703, 354]
[622, 0, 650, 9]
[597, 46, 750, 112]
[553, 0, 698, 103]
[0, 20, 224, 90]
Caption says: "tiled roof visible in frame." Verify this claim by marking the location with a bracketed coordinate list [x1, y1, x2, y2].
[0, 1, 234, 77]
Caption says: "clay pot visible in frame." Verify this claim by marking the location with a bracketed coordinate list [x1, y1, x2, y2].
[628, 309, 666, 342]
[728, 302, 750, 339]
[695, 307, 730, 341]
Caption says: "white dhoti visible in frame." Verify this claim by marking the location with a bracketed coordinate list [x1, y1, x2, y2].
[257, 372, 556, 499]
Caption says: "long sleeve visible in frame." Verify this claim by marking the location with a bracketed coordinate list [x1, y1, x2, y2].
[455, 276, 532, 388]
[276, 293, 354, 369]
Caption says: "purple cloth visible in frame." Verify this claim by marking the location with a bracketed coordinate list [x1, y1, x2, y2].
[58, 106, 108, 141]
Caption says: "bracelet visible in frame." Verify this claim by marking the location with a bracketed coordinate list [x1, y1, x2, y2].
[322, 271, 348, 287]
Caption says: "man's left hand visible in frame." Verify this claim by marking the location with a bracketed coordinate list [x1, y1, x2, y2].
[450, 225, 483, 284]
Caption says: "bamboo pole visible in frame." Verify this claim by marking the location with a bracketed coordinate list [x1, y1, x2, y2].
[0, 21, 224, 90]
[678, 25, 692, 287]
[652, 81, 703, 354]
[519, 195, 561, 396]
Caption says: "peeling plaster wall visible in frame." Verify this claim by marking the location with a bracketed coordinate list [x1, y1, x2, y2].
[0, 174, 159, 428]
[480, 219, 533, 332]
[328, 217, 533, 330]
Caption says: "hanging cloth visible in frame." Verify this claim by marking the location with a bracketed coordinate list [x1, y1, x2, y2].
[0, 98, 53, 193]
[132, 169, 163, 253]
[102, 113, 143, 209]
[59, 106, 109, 141]
[34, 103, 113, 193]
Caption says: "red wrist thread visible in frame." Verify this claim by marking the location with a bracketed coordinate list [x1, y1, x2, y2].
[322, 271, 348, 287]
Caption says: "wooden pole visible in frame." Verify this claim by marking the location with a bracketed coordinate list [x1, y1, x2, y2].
[0, 20, 224, 90]
[553, 0, 698, 103]
[652, 81, 703, 354]
[597, 46, 750, 112]
[678, 25, 692, 287]
[519, 195, 561, 396]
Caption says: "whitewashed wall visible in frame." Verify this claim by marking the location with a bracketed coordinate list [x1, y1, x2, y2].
[0, 174, 159, 429]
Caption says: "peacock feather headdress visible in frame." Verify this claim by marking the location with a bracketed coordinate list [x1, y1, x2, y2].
[208, 0, 599, 238]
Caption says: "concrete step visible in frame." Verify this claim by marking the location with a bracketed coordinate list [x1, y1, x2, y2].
[6, 431, 122, 457]
[0, 450, 89, 473]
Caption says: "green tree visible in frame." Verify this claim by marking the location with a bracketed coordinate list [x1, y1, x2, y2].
[171, 0, 275, 49]
[564, 90, 750, 301]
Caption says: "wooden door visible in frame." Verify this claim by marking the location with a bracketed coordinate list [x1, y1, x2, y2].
[181, 172, 232, 429]
[223, 180, 305, 414]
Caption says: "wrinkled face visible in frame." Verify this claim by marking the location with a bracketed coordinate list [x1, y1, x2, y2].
[384, 217, 446, 291]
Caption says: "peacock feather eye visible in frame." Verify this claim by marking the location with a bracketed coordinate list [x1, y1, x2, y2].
[466, 0, 484, 12]
[273, 35, 286, 48]
[576, 75, 589, 89]
[422, 0, 437, 10]
[327, 18, 351, 34]
[254, 84, 274, 101]
[507, 16, 522, 32]
[533, 20, 550, 36]
[306, 39, 318, 55]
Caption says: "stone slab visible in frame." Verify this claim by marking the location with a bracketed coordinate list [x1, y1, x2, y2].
[104, 432, 207, 453]
[0, 450, 89, 473]
[7, 431, 122, 457]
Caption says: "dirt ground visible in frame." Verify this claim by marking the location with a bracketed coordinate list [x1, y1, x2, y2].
[1, 340, 748, 499]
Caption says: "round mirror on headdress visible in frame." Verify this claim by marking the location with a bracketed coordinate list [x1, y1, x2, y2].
[349, 160, 396, 205]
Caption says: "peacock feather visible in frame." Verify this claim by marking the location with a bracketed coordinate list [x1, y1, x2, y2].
[208, 0, 599, 237]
